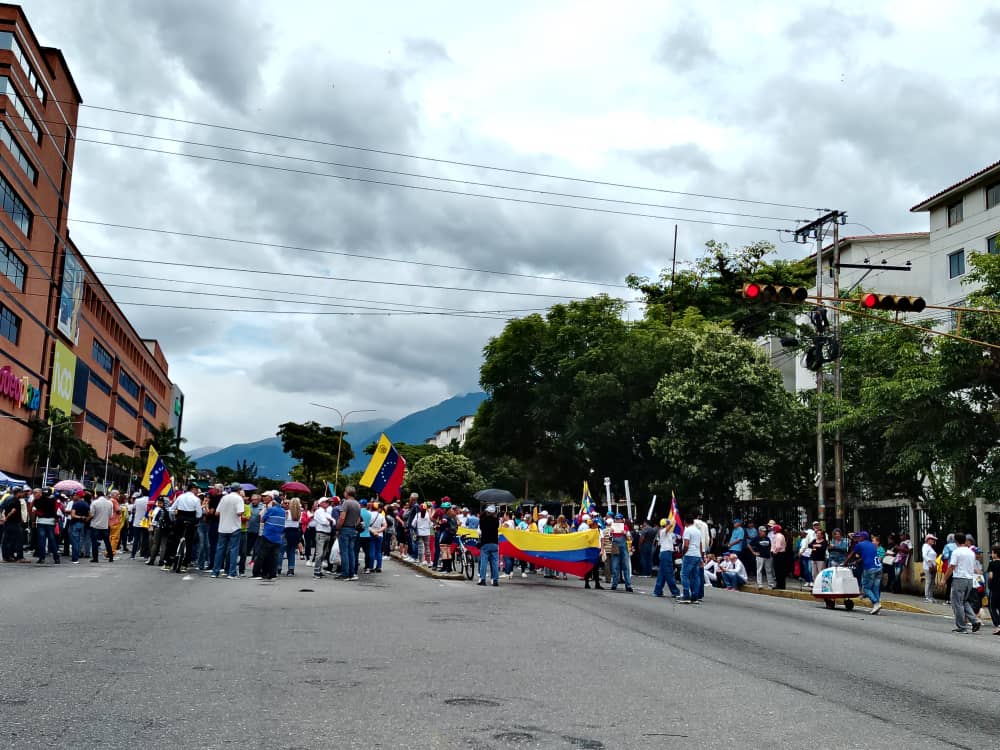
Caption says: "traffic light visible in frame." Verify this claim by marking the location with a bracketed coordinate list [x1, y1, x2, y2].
[741, 283, 809, 303]
[859, 293, 926, 313]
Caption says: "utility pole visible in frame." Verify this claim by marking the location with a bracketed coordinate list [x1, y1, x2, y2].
[309, 403, 376, 495]
[667, 224, 679, 325]
[831, 220, 844, 526]
[794, 211, 846, 527]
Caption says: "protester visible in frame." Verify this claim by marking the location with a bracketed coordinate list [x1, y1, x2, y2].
[412, 503, 432, 567]
[750, 524, 774, 587]
[108, 490, 126, 555]
[369, 501, 387, 573]
[844, 531, 882, 614]
[283, 497, 303, 576]
[130, 492, 149, 559]
[336, 487, 362, 580]
[33, 489, 61, 564]
[943, 532, 982, 634]
[771, 524, 788, 589]
[610, 513, 633, 592]
[255, 493, 286, 582]
[987, 545, 1000, 636]
[477, 504, 500, 587]
[146, 497, 171, 567]
[721, 552, 748, 590]
[652, 518, 680, 598]
[68, 490, 90, 564]
[0, 487, 27, 562]
[89, 491, 114, 563]
[921, 533, 939, 603]
[809, 527, 827, 581]
[211, 484, 244, 579]
[680, 514, 704, 604]
[827, 528, 848, 568]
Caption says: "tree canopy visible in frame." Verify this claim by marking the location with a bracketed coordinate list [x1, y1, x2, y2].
[276, 421, 353, 489]
[406, 452, 486, 501]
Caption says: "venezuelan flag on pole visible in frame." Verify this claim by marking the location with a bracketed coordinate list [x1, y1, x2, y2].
[141, 446, 173, 500]
[499, 527, 601, 579]
[326, 481, 337, 498]
[359, 434, 406, 501]
[581, 481, 593, 516]
[666, 491, 684, 536]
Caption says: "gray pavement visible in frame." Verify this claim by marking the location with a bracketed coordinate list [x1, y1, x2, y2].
[1, 559, 996, 749]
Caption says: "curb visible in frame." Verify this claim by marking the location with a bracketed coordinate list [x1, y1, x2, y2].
[744, 584, 935, 614]
[389, 552, 464, 581]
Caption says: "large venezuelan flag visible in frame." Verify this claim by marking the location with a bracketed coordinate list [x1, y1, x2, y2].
[359, 434, 406, 501]
[499, 527, 601, 579]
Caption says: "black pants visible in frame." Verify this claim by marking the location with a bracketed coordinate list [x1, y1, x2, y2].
[584, 561, 603, 587]
[988, 589, 1000, 627]
[258, 538, 280, 579]
[774, 552, 788, 589]
[90, 528, 113, 561]
[1, 523, 23, 560]
[131, 528, 149, 558]
[172, 520, 198, 566]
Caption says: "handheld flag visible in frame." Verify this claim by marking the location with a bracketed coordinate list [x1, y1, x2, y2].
[141, 446, 173, 500]
[581, 481, 593, 516]
[326, 481, 337, 498]
[359, 434, 406, 501]
[646, 494, 657, 522]
[666, 491, 684, 537]
[499, 527, 600, 578]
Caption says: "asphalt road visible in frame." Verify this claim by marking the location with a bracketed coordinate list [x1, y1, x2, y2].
[1, 559, 995, 750]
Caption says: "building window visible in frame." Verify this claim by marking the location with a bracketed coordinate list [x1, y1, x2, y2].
[0, 122, 37, 183]
[119, 370, 140, 399]
[0, 31, 46, 102]
[117, 396, 138, 419]
[85, 412, 108, 432]
[988, 183, 1000, 211]
[113, 430, 134, 450]
[142, 418, 155, 434]
[143, 394, 157, 417]
[0, 303, 19, 343]
[0, 76, 40, 142]
[0, 172, 32, 236]
[88, 370, 111, 395]
[91, 340, 113, 373]
[947, 200, 963, 227]
[948, 249, 965, 279]
[0, 239, 25, 290]
[989, 235, 1000, 255]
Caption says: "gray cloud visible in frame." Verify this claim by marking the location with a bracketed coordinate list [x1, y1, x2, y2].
[403, 38, 452, 65]
[655, 16, 717, 73]
[623, 144, 719, 178]
[983, 9, 1000, 35]
[785, 6, 894, 42]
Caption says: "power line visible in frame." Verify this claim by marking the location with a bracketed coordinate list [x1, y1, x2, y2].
[33, 121, 810, 225]
[78, 253, 606, 299]
[62, 100, 832, 212]
[63, 137, 796, 233]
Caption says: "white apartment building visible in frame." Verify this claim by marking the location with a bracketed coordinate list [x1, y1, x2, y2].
[425, 414, 476, 449]
[771, 159, 1000, 392]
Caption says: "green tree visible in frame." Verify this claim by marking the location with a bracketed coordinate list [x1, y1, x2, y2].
[406, 452, 486, 501]
[627, 239, 814, 338]
[143, 424, 191, 481]
[234, 459, 258, 483]
[650, 323, 813, 514]
[276, 421, 353, 489]
[215, 465, 236, 484]
[25, 408, 97, 477]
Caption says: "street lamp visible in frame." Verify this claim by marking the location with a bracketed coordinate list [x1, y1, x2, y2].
[309, 403, 376, 496]
[1, 413, 84, 486]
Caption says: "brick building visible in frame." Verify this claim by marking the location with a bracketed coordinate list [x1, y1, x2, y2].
[0, 4, 181, 483]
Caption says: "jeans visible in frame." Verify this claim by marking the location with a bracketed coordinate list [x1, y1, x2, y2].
[861, 566, 882, 605]
[640, 544, 654, 576]
[69, 521, 87, 562]
[950, 578, 980, 630]
[653, 550, 680, 597]
[478, 543, 499, 582]
[611, 543, 631, 588]
[800, 555, 814, 583]
[722, 572, 744, 589]
[212, 531, 240, 577]
[284, 527, 301, 573]
[503, 556, 514, 575]
[370, 535, 384, 571]
[339, 528, 358, 578]
[756, 557, 775, 587]
[130, 527, 148, 559]
[681, 555, 702, 601]
[90, 528, 112, 561]
[37, 524, 60, 562]
[197, 524, 211, 569]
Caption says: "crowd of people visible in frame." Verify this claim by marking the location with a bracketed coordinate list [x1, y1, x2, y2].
[2, 483, 999, 636]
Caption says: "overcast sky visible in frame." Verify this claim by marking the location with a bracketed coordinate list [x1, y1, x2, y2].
[17, 0, 1000, 448]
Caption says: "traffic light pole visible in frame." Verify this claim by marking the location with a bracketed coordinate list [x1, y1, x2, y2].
[832, 221, 844, 527]
[814, 228, 825, 526]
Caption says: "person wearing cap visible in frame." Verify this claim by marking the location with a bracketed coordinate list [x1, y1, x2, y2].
[652, 519, 681, 599]
[609, 513, 633, 592]
[922, 533, 940, 603]
[770, 524, 788, 589]
[844, 531, 884, 615]
[68, 489, 91, 564]
[477, 504, 500, 586]
[169, 483, 203, 571]
[311, 498, 332, 578]
[750, 525, 774, 588]
[726, 519, 746, 556]
[210, 484, 245, 579]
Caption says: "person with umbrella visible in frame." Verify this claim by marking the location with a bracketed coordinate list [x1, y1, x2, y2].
[477, 504, 500, 587]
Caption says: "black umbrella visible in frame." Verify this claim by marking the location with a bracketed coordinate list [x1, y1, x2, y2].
[474, 488, 517, 505]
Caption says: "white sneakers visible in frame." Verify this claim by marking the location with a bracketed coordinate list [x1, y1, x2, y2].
[871, 603, 882, 615]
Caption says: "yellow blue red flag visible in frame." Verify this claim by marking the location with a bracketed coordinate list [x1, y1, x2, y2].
[666, 491, 684, 536]
[499, 527, 600, 578]
[359, 434, 406, 501]
[581, 481, 593, 515]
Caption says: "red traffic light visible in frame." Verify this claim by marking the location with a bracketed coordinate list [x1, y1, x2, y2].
[861, 293, 878, 308]
[858, 293, 926, 312]
[743, 282, 761, 299]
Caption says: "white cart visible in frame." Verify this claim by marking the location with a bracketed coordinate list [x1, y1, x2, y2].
[812, 566, 861, 611]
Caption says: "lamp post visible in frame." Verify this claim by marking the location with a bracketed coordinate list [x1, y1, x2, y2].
[309, 403, 375, 495]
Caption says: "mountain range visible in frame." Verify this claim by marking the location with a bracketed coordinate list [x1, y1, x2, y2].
[192, 392, 487, 480]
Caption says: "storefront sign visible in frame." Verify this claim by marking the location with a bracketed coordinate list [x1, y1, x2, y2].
[0, 364, 40, 410]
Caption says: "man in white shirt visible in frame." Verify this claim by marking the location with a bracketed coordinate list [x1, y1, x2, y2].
[921, 533, 939, 603]
[721, 553, 748, 590]
[680, 515, 704, 604]
[89, 492, 115, 563]
[693, 513, 710, 557]
[130, 493, 149, 559]
[943, 532, 981, 634]
[312, 498, 332, 579]
[212, 484, 245, 578]
[170, 483, 203, 570]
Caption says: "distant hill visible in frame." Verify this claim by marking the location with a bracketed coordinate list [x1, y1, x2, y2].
[344, 391, 488, 471]
[193, 393, 488, 479]
[188, 445, 222, 461]
[194, 417, 391, 480]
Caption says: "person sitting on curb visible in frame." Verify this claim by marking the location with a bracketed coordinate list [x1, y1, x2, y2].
[720, 552, 748, 590]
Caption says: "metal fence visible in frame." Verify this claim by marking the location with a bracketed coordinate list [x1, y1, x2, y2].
[988, 512, 1000, 549]
[857, 504, 910, 540]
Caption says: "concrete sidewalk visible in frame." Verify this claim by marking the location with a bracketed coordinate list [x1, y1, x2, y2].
[389, 551, 463, 580]
[742, 581, 945, 614]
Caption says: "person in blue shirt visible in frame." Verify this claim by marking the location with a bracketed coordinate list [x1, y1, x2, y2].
[255, 494, 286, 582]
[358, 500, 372, 573]
[727, 519, 746, 555]
[845, 531, 883, 614]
